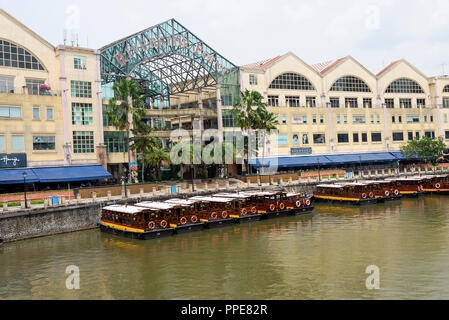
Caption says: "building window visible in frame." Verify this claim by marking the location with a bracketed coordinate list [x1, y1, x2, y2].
[385, 98, 395, 109]
[377, 115, 381, 124]
[72, 103, 93, 125]
[0, 76, 14, 93]
[26, 79, 45, 95]
[392, 116, 395, 123]
[302, 134, 309, 145]
[425, 131, 435, 139]
[71, 80, 92, 98]
[398, 116, 402, 123]
[312, 115, 317, 124]
[249, 74, 258, 86]
[11, 135, 24, 151]
[363, 98, 372, 108]
[221, 94, 233, 106]
[306, 97, 316, 108]
[371, 132, 382, 142]
[443, 98, 449, 108]
[320, 115, 324, 124]
[0, 39, 45, 70]
[336, 115, 341, 124]
[353, 133, 359, 143]
[445, 131, 449, 140]
[222, 110, 236, 128]
[47, 107, 54, 120]
[292, 115, 307, 124]
[343, 116, 348, 124]
[408, 132, 414, 141]
[416, 132, 422, 140]
[269, 73, 315, 90]
[424, 116, 428, 123]
[0, 136, 5, 151]
[282, 116, 287, 124]
[313, 134, 326, 144]
[268, 96, 279, 107]
[353, 116, 366, 124]
[362, 133, 368, 143]
[399, 98, 412, 109]
[431, 116, 434, 123]
[0, 106, 21, 119]
[370, 115, 374, 124]
[330, 76, 371, 92]
[104, 132, 128, 153]
[407, 116, 420, 123]
[417, 99, 426, 108]
[74, 56, 87, 70]
[277, 135, 289, 146]
[337, 133, 349, 143]
[393, 132, 404, 142]
[73, 131, 95, 153]
[330, 98, 340, 108]
[33, 107, 40, 120]
[444, 85, 449, 93]
[345, 98, 358, 108]
[292, 134, 300, 145]
[385, 78, 424, 93]
[33, 136, 55, 151]
[286, 96, 300, 107]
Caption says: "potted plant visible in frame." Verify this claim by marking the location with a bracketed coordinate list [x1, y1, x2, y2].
[39, 83, 51, 95]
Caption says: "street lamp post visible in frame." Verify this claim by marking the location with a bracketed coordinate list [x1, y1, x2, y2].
[22, 171, 28, 209]
[317, 158, 321, 182]
[359, 156, 363, 180]
[190, 164, 195, 192]
[122, 167, 128, 198]
[397, 160, 400, 177]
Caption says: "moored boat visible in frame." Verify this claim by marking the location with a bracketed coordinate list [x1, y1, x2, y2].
[384, 177, 425, 197]
[189, 196, 236, 228]
[420, 175, 449, 194]
[314, 183, 378, 205]
[359, 180, 402, 201]
[212, 193, 263, 223]
[99, 205, 176, 240]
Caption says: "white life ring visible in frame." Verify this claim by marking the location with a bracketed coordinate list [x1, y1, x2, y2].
[385, 191, 390, 197]
[436, 183, 441, 189]
[305, 200, 311, 206]
[394, 190, 400, 196]
[296, 201, 302, 208]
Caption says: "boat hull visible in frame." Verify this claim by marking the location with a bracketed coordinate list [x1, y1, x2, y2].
[313, 196, 377, 206]
[175, 223, 206, 234]
[98, 222, 175, 240]
[205, 218, 235, 229]
[233, 214, 263, 224]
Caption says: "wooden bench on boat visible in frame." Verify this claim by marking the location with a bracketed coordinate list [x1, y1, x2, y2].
[315, 183, 377, 205]
[99, 204, 176, 240]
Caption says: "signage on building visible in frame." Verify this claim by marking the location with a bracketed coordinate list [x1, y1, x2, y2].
[291, 148, 312, 155]
[0, 154, 27, 169]
[292, 116, 307, 124]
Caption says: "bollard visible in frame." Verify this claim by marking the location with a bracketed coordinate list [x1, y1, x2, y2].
[60, 196, 66, 206]
[226, 181, 230, 188]
[44, 198, 48, 209]
[92, 192, 97, 202]
[140, 188, 144, 197]
[3, 202, 8, 213]
[107, 191, 112, 201]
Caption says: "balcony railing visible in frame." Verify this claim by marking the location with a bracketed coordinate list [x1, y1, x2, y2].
[0, 87, 61, 96]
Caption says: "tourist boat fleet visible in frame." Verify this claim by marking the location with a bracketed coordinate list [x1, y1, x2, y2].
[99, 191, 314, 240]
[315, 174, 449, 205]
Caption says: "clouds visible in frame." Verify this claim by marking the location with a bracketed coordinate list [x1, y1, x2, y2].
[1, 0, 449, 76]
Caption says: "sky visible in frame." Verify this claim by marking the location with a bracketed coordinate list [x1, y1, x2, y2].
[2, 0, 449, 76]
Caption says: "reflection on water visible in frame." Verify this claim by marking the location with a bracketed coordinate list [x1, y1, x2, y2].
[1, 196, 449, 300]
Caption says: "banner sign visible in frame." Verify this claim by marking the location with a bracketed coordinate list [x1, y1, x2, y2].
[291, 148, 312, 155]
[292, 116, 307, 124]
[0, 153, 27, 168]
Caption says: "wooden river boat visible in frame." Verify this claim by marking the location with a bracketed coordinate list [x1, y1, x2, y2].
[384, 177, 426, 197]
[314, 183, 378, 205]
[421, 175, 449, 194]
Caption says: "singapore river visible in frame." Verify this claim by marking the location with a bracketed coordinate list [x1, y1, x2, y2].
[1, 196, 449, 300]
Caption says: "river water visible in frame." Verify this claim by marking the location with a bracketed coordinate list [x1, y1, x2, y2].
[1, 195, 449, 300]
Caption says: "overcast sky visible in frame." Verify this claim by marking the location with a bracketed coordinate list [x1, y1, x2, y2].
[2, 0, 449, 76]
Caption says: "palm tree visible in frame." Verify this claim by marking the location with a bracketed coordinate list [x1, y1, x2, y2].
[254, 106, 278, 183]
[146, 148, 171, 181]
[232, 90, 266, 174]
[131, 121, 161, 183]
[106, 79, 147, 182]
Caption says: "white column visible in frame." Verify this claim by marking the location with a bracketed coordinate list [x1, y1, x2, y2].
[434, 79, 443, 138]
[94, 50, 104, 145]
[216, 84, 224, 143]
[58, 46, 71, 165]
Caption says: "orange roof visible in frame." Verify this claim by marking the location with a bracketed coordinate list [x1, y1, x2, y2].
[242, 56, 281, 69]
[377, 61, 399, 77]
[311, 58, 345, 74]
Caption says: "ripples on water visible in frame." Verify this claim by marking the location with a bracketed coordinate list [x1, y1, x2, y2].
[1, 196, 449, 300]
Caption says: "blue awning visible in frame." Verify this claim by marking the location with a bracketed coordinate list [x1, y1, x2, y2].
[326, 152, 398, 165]
[0, 165, 112, 184]
[32, 165, 112, 183]
[0, 168, 40, 185]
[250, 156, 332, 169]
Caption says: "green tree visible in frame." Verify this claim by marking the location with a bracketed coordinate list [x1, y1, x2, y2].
[146, 148, 171, 181]
[232, 90, 267, 174]
[254, 106, 278, 180]
[106, 79, 147, 181]
[401, 136, 446, 172]
[131, 121, 161, 183]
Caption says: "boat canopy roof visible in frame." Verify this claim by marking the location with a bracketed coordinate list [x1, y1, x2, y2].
[240, 191, 282, 197]
[165, 199, 200, 205]
[359, 180, 391, 185]
[135, 202, 180, 210]
[102, 205, 145, 214]
[317, 184, 344, 188]
[191, 196, 235, 203]
[213, 193, 253, 199]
